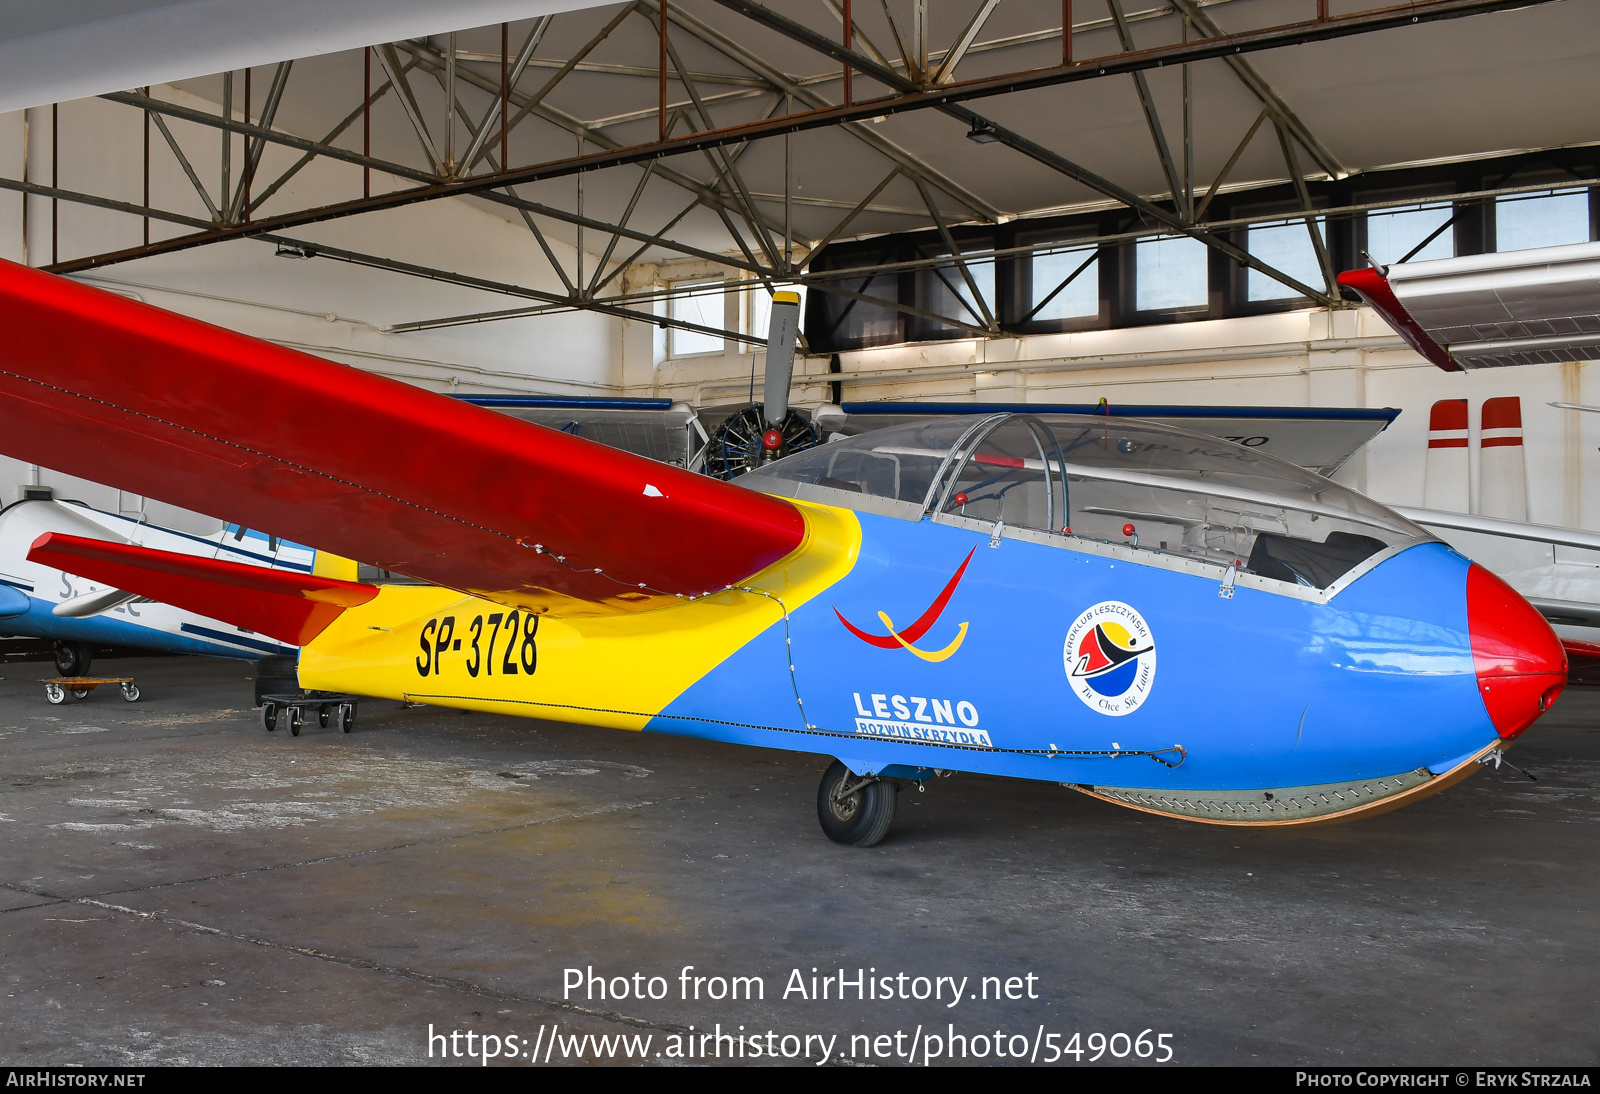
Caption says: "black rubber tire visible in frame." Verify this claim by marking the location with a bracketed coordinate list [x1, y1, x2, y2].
[253, 654, 299, 707]
[54, 641, 91, 677]
[317, 705, 330, 728]
[288, 708, 302, 737]
[337, 703, 354, 733]
[262, 702, 278, 732]
[816, 760, 897, 847]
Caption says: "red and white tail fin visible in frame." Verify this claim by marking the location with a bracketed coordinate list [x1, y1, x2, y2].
[1480, 397, 1527, 521]
[1423, 399, 1469, 512]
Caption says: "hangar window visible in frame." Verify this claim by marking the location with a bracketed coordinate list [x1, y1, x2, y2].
[802, 149, 1600, 353]
[914, 244, 996, 338]
[805, 264, 904, 350]
[1027, 243, 1100, 322]
[668, 281, 725, 357]
[1495, 191, 1591, 252]
[1247, 218, 1326, 301]
[1365, 203, 1454, 265]
[1134, 236, 1208, 312]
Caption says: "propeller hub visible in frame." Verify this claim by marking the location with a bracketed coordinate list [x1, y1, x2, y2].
[760, 428, 785, 452]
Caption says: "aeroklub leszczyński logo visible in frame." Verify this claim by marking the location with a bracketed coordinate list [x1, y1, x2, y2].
[1064, 601, 1156, 717]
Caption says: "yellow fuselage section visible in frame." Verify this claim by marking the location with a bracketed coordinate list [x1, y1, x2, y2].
[298, 500, 860, 730]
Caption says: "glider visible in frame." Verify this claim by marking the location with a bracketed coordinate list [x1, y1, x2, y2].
[0, 259, 1566, 845]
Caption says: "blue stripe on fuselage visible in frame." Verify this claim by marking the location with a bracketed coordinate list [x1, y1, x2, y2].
[0, 596, 271, 659]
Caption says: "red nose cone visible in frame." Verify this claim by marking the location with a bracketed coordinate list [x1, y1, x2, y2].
[761, 428, 784, 451]
[1467, 564, 1567, 740]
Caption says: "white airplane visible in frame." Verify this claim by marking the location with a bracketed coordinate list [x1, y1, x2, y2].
[0, 498, 306, 676]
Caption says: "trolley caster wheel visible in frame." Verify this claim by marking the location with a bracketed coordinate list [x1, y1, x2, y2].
[816, 759, 897, 847]
[288, 707, 302, 737]
[336, 703, 355, 734]
[317, 705, 330, 729]
[45, 683, 65, 705]
[71, 688, 90, 701]
[262, 702, 278, 732]
[121, 683, 140, 703]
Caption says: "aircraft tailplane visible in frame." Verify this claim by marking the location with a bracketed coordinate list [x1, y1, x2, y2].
[28, 532, 377, 646]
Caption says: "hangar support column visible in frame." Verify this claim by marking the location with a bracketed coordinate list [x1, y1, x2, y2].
[1308, 308, 1368, 492]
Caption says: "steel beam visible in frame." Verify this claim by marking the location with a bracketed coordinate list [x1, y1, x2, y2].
[807, 167, 902, 255]
[715, 0, 1331, 302]
[665, 36, 782, 271]
[259, 232, 764, 345]
[376, 44, 444, 176]
[459, 18, 551, 175]
[932, 0, 1002, 85]
[0, 176, 213, 232]
[818, 0, 897, 75]
[248, 59, 406, 214]
[914, 177, 995, 330]
[586, 159, 659, 296]
[400, 36, 794, 245]
[646, 0, 1003, 223]
[1194, 107, 1266, 222]
[50, 0, 1554, 278]
[1106, 0, 1185, 209]
[475, 3, 640, 170]
[229, 61, 292, 222]
[1168, 0, 1345, 180]
[146, 110, 220, 222]
[1274, 121, 1337, 295]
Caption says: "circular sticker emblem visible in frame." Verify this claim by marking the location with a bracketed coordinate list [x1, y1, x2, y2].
[1063, 601, 1157, 717]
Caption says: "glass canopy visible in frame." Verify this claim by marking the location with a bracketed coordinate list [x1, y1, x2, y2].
[745, 413, 1429, 590]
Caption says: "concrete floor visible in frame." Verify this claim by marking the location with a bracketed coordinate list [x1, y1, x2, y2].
[0, 655, 1595, 1067]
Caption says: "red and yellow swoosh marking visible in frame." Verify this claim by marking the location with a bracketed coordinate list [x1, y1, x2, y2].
[834, 547, 975, 657]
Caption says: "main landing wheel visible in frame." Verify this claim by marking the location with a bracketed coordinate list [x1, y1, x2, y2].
[54, 641, 91, 677]
[817, 760, 896, 847]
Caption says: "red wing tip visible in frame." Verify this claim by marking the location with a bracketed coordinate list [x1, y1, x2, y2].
[1338, 267, 1461, 373]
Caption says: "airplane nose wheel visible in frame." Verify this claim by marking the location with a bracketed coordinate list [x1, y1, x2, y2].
[816, 760, 897, 847]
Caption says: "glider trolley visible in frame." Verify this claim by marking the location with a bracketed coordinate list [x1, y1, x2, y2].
[43, 677, 140, 704]
[260, 691, 364, 736]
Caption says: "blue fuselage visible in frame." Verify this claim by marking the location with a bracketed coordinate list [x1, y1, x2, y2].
[655, 513, 1491, 793]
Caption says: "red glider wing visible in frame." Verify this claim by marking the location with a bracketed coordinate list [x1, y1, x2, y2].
[1340, 243, 1600, 373]
[1337, 266, 1461, 372]
[29, 532, 377, 646]
[0, 260, 805, 613]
